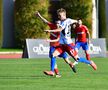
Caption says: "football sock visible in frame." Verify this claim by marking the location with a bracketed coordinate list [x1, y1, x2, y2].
[73, 61, 78, 65]
[54, 68, 59, 75]
[51, 57, 56, 72]
[86, 53, 90, 61]
[78, 57, 91, 64]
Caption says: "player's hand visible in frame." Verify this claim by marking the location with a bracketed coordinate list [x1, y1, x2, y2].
[44, 39, 50, 42]
[46, 39, 50, 42]
[35, 11, 40, 17]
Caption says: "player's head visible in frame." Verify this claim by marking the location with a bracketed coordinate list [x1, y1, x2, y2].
[55, 20, 61, 28]
[72, 22, 77, 29]
[57, 8, 66, 20]
[77, 19, 82, 26]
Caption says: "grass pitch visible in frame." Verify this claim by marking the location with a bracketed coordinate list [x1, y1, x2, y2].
[0, 58, 108, 90]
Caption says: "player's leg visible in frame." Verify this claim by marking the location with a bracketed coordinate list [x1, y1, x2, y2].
[82, 42, 90, 61]
[73, 53, 97, 70]
[75, 41, 81, 53]
[74, 42, 82, 65]
[65, 43, 90, 63]
[51, 45, 67, 77]
[49, 46, 56, 72]
[54, 64, 61, 78]
[52, 45, 64, 57]
[69, 43, 97, 70]
[44, 62, 61, 77]
[85, 50, 90, 60]
[64, 44, 97, 70]
[82, 42, 97, 70]
[44, 46, 56, 76]
[53, 49, 61, 57]
[59, 52, 76, 73]
[44, 46, 62, 76]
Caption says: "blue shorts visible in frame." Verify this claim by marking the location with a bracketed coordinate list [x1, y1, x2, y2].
[75, 41, 88, 50]
[49, 46, 68, 59]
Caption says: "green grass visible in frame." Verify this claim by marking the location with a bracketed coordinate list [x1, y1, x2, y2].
[0, 58, 108, 90]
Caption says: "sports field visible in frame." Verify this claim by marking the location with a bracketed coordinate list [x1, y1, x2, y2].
[0, 58, 108, 90]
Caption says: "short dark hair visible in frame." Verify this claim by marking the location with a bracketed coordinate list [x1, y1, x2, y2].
[57, 8, 66, 15]
[77, 18, 81, 21]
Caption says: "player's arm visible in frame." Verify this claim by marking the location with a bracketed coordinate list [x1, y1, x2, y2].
[44, 27, 63, 33]
[70, 19, 78, 26]
[87, 29, 91, 44]
[35, 11, 49, 24]
[48, 19, 77, 33]
[46, 37, 60, 42]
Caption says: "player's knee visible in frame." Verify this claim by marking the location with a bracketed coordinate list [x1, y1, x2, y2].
[53, 51, 60, 57]
[53, 53, 57, 57]
[85, 50, 89, 54]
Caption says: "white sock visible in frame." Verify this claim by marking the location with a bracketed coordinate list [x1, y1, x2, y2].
[73, 61, 78, 66]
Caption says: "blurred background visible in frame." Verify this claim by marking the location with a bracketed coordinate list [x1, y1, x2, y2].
[0, 0, 108, 50]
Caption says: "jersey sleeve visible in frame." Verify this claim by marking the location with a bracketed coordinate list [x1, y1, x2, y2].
[83, 25, 89, 33]
[47, 22, 57, 29]
[59, 18, 77, 29]
[70, 19, 77, 24]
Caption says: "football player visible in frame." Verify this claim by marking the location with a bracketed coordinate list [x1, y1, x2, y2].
[35, 11, 76, 77]
[44, 8, 97, 76]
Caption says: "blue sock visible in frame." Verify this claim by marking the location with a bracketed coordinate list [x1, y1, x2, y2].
[50, 56, 56, 72]
[78, 57, 91, 64]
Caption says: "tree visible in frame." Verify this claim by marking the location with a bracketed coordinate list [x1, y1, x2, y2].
[49, 0, 92, 36]
[99, 0, 107, 47]
[14, 0, 49, 48]
[60, 0, 92, 28]
[0, 0, 2, 47]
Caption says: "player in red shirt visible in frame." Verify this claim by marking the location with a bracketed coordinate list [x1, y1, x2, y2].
[74, 19, 91, 61]
[35, 11, 76, 77]
[44, 9, 97, 76]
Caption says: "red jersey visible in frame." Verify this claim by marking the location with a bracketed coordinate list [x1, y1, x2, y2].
[75, 25, 88, 42]
[47, 22, 60, 47]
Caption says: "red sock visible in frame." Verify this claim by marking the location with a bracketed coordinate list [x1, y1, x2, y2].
[54, 68, 59, 75]
[86, 54, 90, 61]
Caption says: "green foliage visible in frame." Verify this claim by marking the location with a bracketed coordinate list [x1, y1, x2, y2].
[99, 0, 107, 47]
[50, 0, 92, 37]
[99, 0, 107, 38]
[60, 0, 90, 18]
[14, 0, 49, 48]
[60, 0, 92, 29]
[15, 0, 92, 48]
